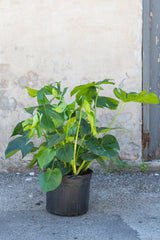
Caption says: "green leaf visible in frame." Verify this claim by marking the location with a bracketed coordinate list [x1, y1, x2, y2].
[25, 106, 37, 115]
[85, 137, 118, 158]
[11, 121, 24, 136]
[54, 100, 67, 113]
[102, 134, 120, 150]
[5, 134, 34, 159]
[66, 101, 76, 111]
[40, 112, 55, 131]
[97, 79, 115, 85]
[37, 148, 56, 170]
[114, 88, 159, 104]
[38, 168, 62, 193]
[87, 111, 97, 136]
[57, 143, 74, 162]
[38, 104, 64, 125]
[47, 133, 66, 147]
[80, 118, 91, 134]
[71, 83, 97, 105]
[62, 87, 68, 96]
[96, 97, 119, 110]
[37, 89, 49, 104]
[81, 151, 98, 161]
[96, 157, 109, 171]
[28, 155, 37, 169]
[25, 87, 38, 97]
[71, 83, 96, 96]
[52, 87, 58, 97]
[55, 161, 71, 175]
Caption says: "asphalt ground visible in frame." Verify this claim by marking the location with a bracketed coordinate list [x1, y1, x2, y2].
[0, 171, 160, 240]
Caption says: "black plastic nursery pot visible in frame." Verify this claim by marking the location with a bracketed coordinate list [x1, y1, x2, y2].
[46, 169, 92, 216]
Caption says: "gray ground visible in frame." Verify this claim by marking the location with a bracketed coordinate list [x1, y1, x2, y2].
[0, 171, 160, 240]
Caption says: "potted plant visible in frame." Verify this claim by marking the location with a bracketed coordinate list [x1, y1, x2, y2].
[5, 80, 159, 216]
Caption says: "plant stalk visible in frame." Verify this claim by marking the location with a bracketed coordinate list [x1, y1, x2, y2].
[72, 107, 83, 175]
[76, 160, 86, 175]
[108, 102, 125, 129]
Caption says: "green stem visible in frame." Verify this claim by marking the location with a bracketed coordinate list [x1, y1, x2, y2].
[94, 84, 100, 126]
[72, 107, 83, 175]
[83, 161, 92, 172]
[108, 102, 125, 130]
[77, 160, 86, 175]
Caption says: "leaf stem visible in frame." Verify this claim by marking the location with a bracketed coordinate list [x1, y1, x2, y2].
[72, 107, 83, 175]
[76, 160, 86, 175]
[108, 102, 125, 129]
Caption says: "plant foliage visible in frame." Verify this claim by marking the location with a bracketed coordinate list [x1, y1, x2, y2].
[5, 80, 159, 192]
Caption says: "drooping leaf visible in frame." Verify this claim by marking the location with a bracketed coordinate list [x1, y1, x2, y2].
[38, 168, 62, 193]
[96, 96, 119, 110]
[11, 121, 24, 136]
[5, 133, 34, 159]
[114, 88, 159, 104]
[57, 143, 74, 162]
[25, 87, 38, 97]
[37, 148, 56, 170]
[47, 133, 66, 147]
[28, 154, 38, 169]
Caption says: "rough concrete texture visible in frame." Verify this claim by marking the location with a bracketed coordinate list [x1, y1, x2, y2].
[0, 171, 160, 240]
[0, 0, 142, 171]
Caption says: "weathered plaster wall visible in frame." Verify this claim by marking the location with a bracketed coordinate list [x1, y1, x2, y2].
[0, 0, 142, 172]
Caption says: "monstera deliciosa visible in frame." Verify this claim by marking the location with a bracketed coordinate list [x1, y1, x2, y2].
[5, 80, 159, 192]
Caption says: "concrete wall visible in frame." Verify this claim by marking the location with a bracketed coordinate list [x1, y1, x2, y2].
[0, 0, 142, 172]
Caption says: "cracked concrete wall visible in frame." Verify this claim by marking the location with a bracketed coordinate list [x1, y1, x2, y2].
[0, 0, 142, 172]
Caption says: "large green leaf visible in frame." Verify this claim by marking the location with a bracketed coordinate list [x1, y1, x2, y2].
[114, 88, 159, 104]
[102, 134, 120, 150]
[47, 133, 66, 147]
[5, 134, 34, 159]
[81, 151, 98, 161]
[85, 137, 118, 158]
[57, 143, 74, 162]
[80, 118, 91, 134]
[38, 168, 62, 193]
[40, 112, 55, 131]
[38, 104, 64, 124]
[71, 83, 96, 96]
[96, 96, 119, 110]
[37, 148, 56, 170]
[11, 121, 24, 136]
